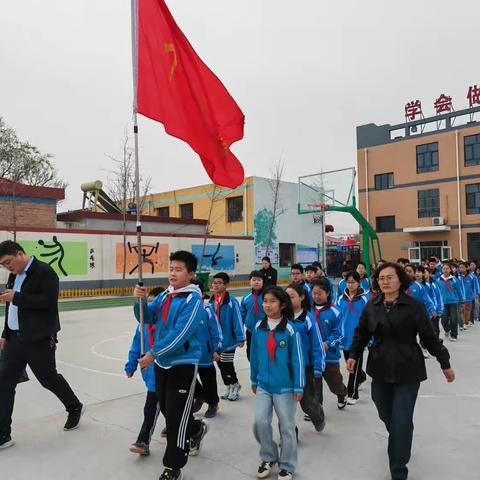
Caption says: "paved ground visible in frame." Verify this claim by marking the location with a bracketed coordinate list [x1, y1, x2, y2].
[2, 305, 479, 480]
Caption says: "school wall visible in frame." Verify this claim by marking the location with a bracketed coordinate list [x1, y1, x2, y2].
[0, 227, 255, 292]
[252, 177, 323, 278]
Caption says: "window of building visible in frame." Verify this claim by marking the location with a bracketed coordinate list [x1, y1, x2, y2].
[467, 233, 480, 261]
[279, 243, 295, 268]
[465, 134, 480, 166]
[466, 183, 480, 215]
[179, 203, 193, 219]
[418, 189, 440, 218]
[374, 172, 394, 190]
[156, 206, 170, 218]
[376, 216, 395, 233]
[226, 196, 243, 222]
[416, 142, 439, 173]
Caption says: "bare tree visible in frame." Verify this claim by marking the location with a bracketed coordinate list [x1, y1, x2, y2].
[198, 185, 230, 272]
[106, 130, 152, 285]
[0, 117, 66, 240]
[265, 159, 286, 252]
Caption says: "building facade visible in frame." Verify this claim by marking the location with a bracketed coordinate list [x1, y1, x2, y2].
[141, 176, 326, 278]
[357, 105, 480, 262]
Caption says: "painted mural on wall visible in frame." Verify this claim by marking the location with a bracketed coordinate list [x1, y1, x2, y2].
[115, 242, 169, 275]
[192, 243, 235, 271]
[20, 237, 88, 276]
[253, 208, 277, 247]
[297, 245, 318, 264]
[255, 246, 279, 264]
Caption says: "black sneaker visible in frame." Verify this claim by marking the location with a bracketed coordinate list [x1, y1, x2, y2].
[303, 414, 311, 422]
[189, 419, 209, 456]
[64, 403, 85, 431]
[192, 397, 204, 413]
[257, 461, 275, 478]
[337, 396, 347, 410]
[204, 404, 219, 418]
[0, 435, 14, 450]
[129, 441, 150, 456]
[159, 468, 183, 480]
[278, 470, 293, 479]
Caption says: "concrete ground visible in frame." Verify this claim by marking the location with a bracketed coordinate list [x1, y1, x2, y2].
[2, 305, 479, 480]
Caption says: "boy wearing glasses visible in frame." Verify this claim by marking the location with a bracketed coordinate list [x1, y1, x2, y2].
[208, 272, 245, 401]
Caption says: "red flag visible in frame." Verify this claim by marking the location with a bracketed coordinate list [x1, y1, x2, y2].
[133, 0, 245, 188]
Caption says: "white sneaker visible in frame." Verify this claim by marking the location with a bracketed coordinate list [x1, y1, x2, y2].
[449, 337, 458, 342]
[278, 469, 293, 480]
[257, 461, 275, 479]
[347, 397, 358, 405]
[220, 385, 232, 400]
[228, 383, 241, 401]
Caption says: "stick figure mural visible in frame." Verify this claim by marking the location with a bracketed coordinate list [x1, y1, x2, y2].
[192, 243, 235, 271]
[115, 242, 169, 275]
[19, 238, 89, 276]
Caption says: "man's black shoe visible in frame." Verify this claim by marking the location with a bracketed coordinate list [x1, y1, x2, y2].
[64, 403, 85, 431]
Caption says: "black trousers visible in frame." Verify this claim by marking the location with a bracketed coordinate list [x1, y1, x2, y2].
[318, 363, 348, 404]
[195, 365, 219, 406]
[137, 390, 161, 444]
[155, 364, 202, 470]
[343, 350, 366, 398]
[216, 350, 238, 385]
[299, 366, 325, 427]
[0, 334, 80, 437]
[371, 381, 420, 480]
[246, 330, 252, 361]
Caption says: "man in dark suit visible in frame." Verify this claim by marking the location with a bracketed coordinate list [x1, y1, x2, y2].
[0, 240, 83, 450]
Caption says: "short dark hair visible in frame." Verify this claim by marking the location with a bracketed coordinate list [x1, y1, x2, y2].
[148, 286, 165, 298]
[0, 240, 25, 258]
[357, 261, 367, 268]
[261, 256, 271, 264]
[263, 285, 294, 321]
[312, 261, 323, 270]
[345, 271, 361, 283]
[291, 263, 304, 273]
[213, 272, 230, 284]
[192, 278, 206, 292]
[373, 262, 411, 292]
[249, 270, 263, 280]
[170, 250, 197, 272]
[304, 265, 317, 273]
[286, 282, 312, 311]
[310, 279, 332, 303]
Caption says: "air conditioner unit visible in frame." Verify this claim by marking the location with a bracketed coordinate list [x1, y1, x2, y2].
[433, 217, 445, 226]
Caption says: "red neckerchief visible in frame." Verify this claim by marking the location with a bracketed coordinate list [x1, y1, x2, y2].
[214, 292, 226, 322]
[252, 291, 260, 315]
[406, 287, 411, 295]
[314, 304, 329, 338]
[442, 276, 452, 291]
[161, 293, 177, 325]
[266, 329, 277, 363]
[146, 324, 156, 348]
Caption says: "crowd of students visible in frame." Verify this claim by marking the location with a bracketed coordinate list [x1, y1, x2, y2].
[126, 252, 474, 480]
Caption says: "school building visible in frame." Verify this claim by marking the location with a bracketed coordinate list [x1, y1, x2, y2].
[140, 176, 326, 279]
[357, 103, 480, 263]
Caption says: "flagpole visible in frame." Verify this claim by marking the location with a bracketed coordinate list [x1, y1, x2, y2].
[131, 0, 145, 355]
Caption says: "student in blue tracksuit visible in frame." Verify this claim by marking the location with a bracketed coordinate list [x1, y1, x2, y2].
[356, 262, 371, 293]
[312, 261, 335, 295]
[291, 263, 312, 303]
[133, 251, 208, 480]
[241, 271, 264, 361]
[304, 265, 317, 290]
[459, 262, 476, 329]
[192, 280, 223, 419]
[437, 262, 463, 342]
[251, 286, 304, 480]
[470, 261, 480, 323]
[286, 283, 326, 432]
[126, 287, 164, 456]
[404, 265, 436, 319]
[209, 272, 245, 402]
[424, 268, 443, 338]
[336, 271, 369, 404]
[311, 279, 348, 410]
[336, 270, 348, 303]
[429, 256, 443, 281]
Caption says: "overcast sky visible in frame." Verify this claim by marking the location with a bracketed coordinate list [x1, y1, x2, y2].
[1, 0, 479, 226]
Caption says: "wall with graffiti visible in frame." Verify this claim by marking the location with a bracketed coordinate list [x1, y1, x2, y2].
[0, 229, 253, 289]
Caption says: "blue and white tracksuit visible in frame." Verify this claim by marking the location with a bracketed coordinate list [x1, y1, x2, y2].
[437, 275, 463, 339]
[251, 318, 305, 473]
[336, 289, 369, 351]
[406, 281, 435, 318]
[198, 307, 223, 368]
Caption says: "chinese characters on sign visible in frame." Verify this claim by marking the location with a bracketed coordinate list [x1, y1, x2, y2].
[404, 84, 480, 119]
[89, 248, 95, 269]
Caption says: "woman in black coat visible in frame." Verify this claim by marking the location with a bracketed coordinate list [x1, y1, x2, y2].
[347, 262, 455, 480]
